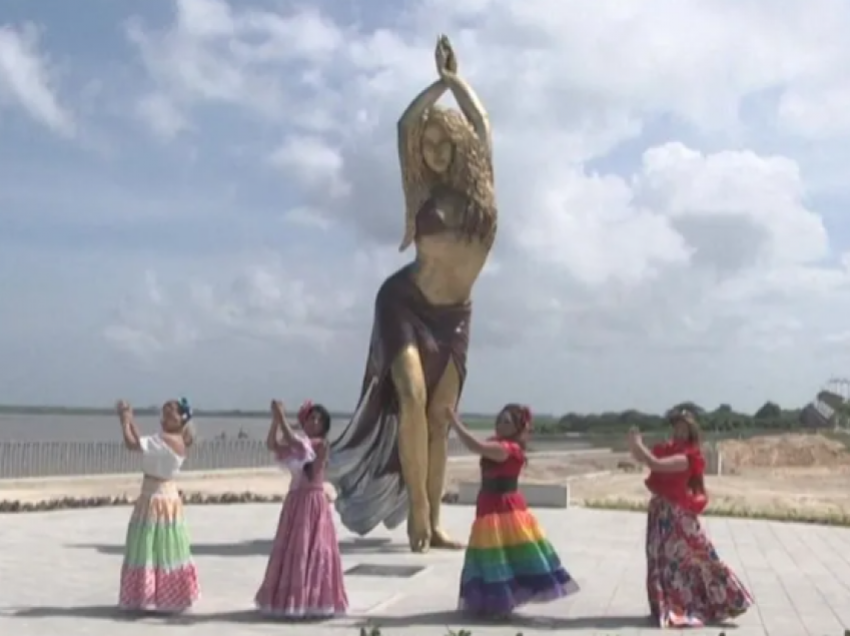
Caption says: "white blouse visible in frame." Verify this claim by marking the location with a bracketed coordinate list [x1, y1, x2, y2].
[275, 433, 317, 490]
[140, 434, 185, 480]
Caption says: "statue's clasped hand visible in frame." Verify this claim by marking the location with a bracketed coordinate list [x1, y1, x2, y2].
[434, 34, 458, 79]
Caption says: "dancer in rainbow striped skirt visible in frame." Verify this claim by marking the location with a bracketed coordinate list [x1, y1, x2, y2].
[447, 404, 579, 618]
[115, 398, 200, 613]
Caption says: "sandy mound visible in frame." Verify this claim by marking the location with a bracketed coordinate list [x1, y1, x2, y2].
[718, 434, 850, 472]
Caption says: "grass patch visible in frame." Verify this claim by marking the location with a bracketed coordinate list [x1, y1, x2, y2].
[583, 498, 850, 527]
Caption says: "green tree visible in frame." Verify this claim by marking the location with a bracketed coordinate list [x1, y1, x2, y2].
[754, 401, 782, 420]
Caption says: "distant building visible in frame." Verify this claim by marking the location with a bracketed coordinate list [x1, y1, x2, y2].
[800, 378, 850, 430]
[799, 402, 829, 429]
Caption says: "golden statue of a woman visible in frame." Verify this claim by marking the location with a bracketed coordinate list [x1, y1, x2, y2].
[328, 35, 496, 553]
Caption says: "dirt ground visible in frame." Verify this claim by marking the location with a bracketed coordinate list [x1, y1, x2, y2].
[717, 432, 850, 472]
[568, 466, 850, 518]
[2, 435, 848, 519]
[567, 433, 850, 518]
[444, 434, 850, 519]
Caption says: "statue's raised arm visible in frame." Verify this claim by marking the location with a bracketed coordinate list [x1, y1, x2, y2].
[397, 35, 494, 251]
[433, 35, 491, 153]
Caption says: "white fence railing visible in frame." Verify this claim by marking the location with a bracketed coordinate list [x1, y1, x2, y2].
[0, 437, 595, 480]
[0, 440, 274, 479]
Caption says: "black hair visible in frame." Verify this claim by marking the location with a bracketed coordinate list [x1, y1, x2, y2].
[303, 404, 332, 482]
[481, 404, 530, 470]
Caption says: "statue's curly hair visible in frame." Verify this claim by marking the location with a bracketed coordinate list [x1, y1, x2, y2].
[399, 105, 497, 251]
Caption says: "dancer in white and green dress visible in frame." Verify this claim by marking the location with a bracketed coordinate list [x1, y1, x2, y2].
[116, 398, 200, 613]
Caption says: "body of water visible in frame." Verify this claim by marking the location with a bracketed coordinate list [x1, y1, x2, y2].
[0, 413, 594, 451]
[0, 413, 595, 479]
[0, 413, 312, 443]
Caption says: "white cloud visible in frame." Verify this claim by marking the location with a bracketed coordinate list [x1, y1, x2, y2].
[104, 271, 200, 359]
[269, 134, 351, 201]
[126, 0, 345, 131]
[0, 23, 73, 135]
[104, 0, 850, 412]
[136, 92, 188, 140]
[103, 253, 385, 361]
[4, 0, 850, 412]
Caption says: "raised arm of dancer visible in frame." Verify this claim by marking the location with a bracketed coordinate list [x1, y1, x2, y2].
[436, 35, 491, 154]
[182, 423, 195, 449]
[446, 408, 509, 462]
[265, 405, 279, 451]
[276, 401, 299, 444]
[267, 400, 300, 452]
[628, 427, 689, 473]
[117, 400, 141, 451]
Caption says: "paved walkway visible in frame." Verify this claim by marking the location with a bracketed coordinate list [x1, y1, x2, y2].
[1, 503, 849, 636]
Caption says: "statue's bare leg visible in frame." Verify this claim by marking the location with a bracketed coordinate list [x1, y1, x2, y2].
[390, 344, 431, 553]
[426, 360, 464, 549]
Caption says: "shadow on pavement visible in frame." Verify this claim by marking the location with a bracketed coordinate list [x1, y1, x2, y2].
[68, 540, 274, 557]
[180, 610, 342, 624]
[8, 605, 157, 622]
[338, 537, 412, 554]
[361, 610, 652, 630]
[6, 606, 340, 625]
[70, 537, 410, 556]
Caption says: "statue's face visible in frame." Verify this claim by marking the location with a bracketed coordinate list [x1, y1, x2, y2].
[421, 120, 453, 174]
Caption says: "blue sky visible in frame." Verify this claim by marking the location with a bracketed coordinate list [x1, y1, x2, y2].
[3, 0, 850, 414]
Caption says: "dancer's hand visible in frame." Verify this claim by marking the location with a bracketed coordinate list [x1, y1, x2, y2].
[270, 400, 285, 425]
[115, 400, 131, 417]
[434, 34, 458, 79]
[627, 426, 642, 447]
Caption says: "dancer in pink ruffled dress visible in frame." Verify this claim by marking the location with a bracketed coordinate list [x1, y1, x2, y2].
[254, 399, 348, 619]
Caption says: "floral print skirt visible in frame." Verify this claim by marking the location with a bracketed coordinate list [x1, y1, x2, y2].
[646, 495, 753, 628]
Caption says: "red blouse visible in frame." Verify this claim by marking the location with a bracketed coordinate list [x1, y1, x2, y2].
[476, 439, 527, 517]
[644, 440, 707, 514]
[480, 439, 525, 479]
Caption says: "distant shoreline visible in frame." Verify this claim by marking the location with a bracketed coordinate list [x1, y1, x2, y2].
[0, 406, 310, 418]
[0, 405, 500, 421]
[0, 405, 359, 419]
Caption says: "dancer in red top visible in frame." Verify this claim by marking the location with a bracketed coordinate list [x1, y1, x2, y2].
[628, 409, 753, 628]
[450, 404, 579, 617]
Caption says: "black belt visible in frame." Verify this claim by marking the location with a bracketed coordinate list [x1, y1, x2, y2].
[480, 477, 519, 494]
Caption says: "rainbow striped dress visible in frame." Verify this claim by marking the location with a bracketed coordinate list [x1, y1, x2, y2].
[458, 440, 579, 616]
